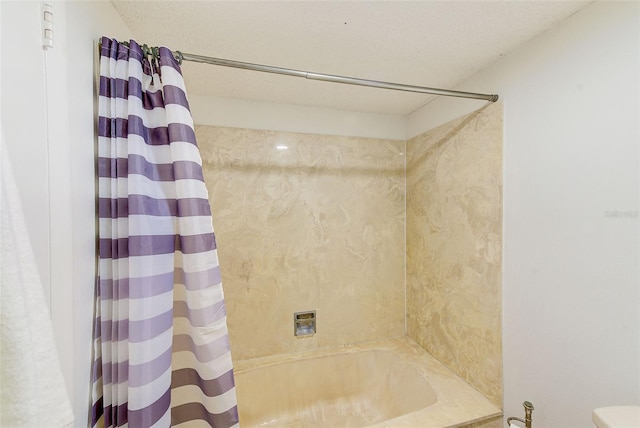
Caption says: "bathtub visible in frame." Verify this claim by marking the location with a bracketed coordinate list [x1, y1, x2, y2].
[233, 337, 501, 427]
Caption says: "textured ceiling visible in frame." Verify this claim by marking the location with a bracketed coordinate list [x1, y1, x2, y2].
[111, 1, 591, 115]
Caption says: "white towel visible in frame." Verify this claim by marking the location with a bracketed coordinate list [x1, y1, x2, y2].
[0, 142, 74, 427]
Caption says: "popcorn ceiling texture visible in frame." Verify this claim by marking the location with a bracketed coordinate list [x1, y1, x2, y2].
[112, 1, 588, 115]
[406, 101, 503, 407]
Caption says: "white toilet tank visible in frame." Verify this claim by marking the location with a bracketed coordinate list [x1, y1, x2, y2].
[592, 406, 640, 428]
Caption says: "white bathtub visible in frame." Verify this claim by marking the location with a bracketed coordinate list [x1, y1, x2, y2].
[233, 337, 501, 427]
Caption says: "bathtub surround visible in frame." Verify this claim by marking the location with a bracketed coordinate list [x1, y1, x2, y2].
[197, 103, 504, 413]
[406, 102, 504, 407]
[197, 126, 406, 360]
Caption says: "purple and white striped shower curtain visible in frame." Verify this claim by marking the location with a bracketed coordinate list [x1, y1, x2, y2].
[91, 37, 238, 428]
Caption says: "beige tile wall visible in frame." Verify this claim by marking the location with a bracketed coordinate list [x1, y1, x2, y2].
[196, 103, 503, 405]
[406, 102, 504, 406]
[196, 126, 406, 360]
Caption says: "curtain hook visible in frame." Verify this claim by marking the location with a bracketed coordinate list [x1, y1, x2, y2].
[152, 46, 160, 61]
[174, 50, 184, 65]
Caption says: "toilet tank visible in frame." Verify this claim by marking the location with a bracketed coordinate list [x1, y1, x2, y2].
[592, 406, 640, 428]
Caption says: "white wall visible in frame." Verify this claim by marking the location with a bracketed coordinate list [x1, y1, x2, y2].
[1, 1, 50, 305]
[409, 2, 640, 427]
[1, 1, 131, 426]
[189, 94, 407, 140]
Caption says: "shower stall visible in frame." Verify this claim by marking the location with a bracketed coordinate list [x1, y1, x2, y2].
[196, 100, 503, 426]
[92, 38, 503, 427]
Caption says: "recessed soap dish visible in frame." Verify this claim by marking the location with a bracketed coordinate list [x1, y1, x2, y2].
[294, 311, 316, 337]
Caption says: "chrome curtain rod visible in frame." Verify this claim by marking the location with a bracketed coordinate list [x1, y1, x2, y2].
[175, 51, 499, 102]
[100, 41, 498, 102]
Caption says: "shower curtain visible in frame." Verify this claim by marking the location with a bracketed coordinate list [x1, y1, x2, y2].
[91, 37, 238, 428]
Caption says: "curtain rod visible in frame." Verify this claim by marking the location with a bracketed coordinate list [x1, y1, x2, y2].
[175, 51, 499, 102]
[99, 41, 498, 102]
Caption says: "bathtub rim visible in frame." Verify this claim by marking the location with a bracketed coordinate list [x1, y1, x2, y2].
[232, 335, 503, 428]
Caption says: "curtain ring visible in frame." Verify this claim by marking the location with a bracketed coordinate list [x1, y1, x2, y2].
[174, 50, 184, 65]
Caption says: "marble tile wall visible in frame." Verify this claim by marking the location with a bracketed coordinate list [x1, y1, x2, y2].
[406, 102, 504, 407]
[196, 126, 406, 360]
